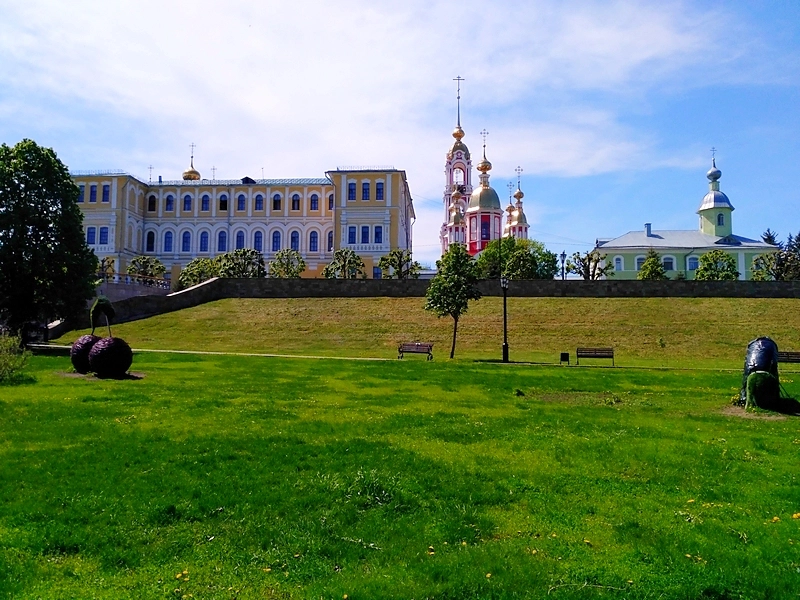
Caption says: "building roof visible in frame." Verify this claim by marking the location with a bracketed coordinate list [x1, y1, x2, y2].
[596, 228, 775, 251]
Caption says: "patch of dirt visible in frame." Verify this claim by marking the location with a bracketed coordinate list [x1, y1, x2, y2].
[720, 405, 786, 420]
[60, 371, 145, 380]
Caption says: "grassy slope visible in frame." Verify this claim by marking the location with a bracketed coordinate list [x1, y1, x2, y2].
[57, 297, 800, 367]
[1, 354, 800, 598]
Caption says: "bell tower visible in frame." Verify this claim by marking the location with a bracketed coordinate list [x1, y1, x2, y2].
[440, 76, 474, 254]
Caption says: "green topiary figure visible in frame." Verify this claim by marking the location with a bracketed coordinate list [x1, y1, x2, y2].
[746, 371, 780, 410]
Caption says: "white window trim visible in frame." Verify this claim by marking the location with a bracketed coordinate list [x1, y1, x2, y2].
[635, 254, 646, 271]
[613, 255, 624, 271]
[661, 255, 677, 271]
[686, 255, 700, 271]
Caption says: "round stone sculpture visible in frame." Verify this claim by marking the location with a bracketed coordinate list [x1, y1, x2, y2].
[70, 334, 101, 374]
[88, 337, 133, 378]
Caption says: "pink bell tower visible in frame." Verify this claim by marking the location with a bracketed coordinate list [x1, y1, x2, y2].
[440, 76, 474, 255]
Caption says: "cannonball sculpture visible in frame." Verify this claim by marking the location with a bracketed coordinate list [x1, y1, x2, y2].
[88, 337, 133, 378]
[70, 334, 101, 374]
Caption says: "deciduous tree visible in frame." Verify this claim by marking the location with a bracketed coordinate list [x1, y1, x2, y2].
[476, 238, 559, 280]
[378, 249, 421, 279]
[424, 243, 481, 358]
[323, 248, 365, 279]
[217, 248, 266, 278]
[269, 249, 306, 279]
[126, 255, 166, 282]
[0, 139, 97, 333]
[695, 249, 739, 281]
[566, 250, 614, 280]
[178, 257, 219, 289]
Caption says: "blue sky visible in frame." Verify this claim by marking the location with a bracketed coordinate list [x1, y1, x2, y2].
[1, 0, 798, 266]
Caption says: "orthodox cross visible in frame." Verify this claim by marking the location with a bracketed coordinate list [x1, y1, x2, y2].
[480, 129, 489, 157]
[710, 146, 717, 160]
[148, 165, 153, 182]
[211, 166, 216, 180]
[453, 75, 465, 127]
[507, 181, 514, 201]
[515, 165, 523, 189]
[189, 142, 196, 159]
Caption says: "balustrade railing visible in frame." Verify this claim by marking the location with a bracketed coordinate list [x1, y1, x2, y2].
[97, 271, 171, 289]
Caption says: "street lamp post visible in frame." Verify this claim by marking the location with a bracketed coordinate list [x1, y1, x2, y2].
[501, 274, 509, 363]
[560, 250, 567, 281]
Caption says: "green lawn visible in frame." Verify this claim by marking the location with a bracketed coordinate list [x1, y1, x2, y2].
[2, 352, 800, 598]
[55, 297, 800, 368]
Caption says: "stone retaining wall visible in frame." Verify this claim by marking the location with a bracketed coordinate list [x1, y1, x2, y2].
[58, 278, 800, 335]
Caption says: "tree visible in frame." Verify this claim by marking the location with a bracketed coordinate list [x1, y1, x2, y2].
[637, 249, 668, 280]
[475, 238, 559, 280]
[378, 249, 422, 279]
[695, 249, 739, 281]
[424, 243, 482, 359]
[762, 229, 780, 247]
[752, 230, 800, 281]
[178, 257, 219, 289]
[217, 248, 266, 278]
[126, 255, 166, 283]
[566, 250, 614, 280]
[269, 249, 306, 278]
[0, 139, 97, 334]
[323, 248, 365, 279]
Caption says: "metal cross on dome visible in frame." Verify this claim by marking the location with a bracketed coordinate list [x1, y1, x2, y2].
[507, 181, 514, 199]
[515, 165, 523, 188]
[711, 147, 717, 159]
[480, 129, 489, 157]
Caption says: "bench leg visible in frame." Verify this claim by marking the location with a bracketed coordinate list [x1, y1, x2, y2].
[398, 352, 403, 359]
[427, 353, 433, 361]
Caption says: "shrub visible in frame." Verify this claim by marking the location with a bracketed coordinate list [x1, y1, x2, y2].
[0, 333, 30, 382]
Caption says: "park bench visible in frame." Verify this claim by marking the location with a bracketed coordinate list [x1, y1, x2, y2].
[398, 342, 434, 361]
[777, 351, 800, 364]
[576, 347, 615, 366]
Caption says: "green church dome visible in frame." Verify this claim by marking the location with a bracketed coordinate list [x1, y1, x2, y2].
[468, 185, 501, 210]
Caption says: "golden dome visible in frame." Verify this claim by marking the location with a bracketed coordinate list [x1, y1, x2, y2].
[452, 188, 463, 202]
[513, 187, 524, 200]
[182, 158, 201, 181]
[476, 157, 492, 173]
[452, 125, 465, 141]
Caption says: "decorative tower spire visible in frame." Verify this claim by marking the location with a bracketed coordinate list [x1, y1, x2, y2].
[182, 142, 201, 181]
[697, 149, 734, 238]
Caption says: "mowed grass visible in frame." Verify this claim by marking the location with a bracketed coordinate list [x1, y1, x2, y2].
[56, 297, 800, 368]
[2, 353, 800, 598]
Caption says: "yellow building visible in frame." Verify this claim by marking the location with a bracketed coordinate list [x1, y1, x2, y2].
[72, 161, 415, 281]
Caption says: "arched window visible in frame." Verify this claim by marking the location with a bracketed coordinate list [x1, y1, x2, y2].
[327, 231, 334, 252]
[290, 231, 299, 251]
[328, 194, 334, 210]
[217, 231, 227, 252]
[376, 182, 384, 200]
[219, 194, 228, 212]
[146, 231, 155, 252]
[272, 231, 281, 252]
[201, 195, 210, 211]
[237, 194, 246, 211]
[235, 230, 245, 249]
[255, 194, 264, 211]
[183, 194, 192, 212]
[310, 194, 319, 211]
[717, 213, 724, 226]
[291, 194, 300, 211]
[687, 256, 699, 271]
[200, 231, 209, 252]
[182, 231, 191, 252]
[148, 195, 157, 212]
[636, 256, 646, 270]
[309, 231, 318, 252]
[662, 256, 675, 271]
[165, 195, 174, 212]
[480, 219, 490, 241]
[254, 231, 263, 252]
[469, 217, 477, 241]
[164, 231, 173, 253]
[614, 257, 623, 272]
[272, 194, 281, 211]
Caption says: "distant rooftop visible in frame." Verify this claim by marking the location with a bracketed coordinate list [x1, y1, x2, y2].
[333, 165, 397, 172]
[71, 171, 331, 186]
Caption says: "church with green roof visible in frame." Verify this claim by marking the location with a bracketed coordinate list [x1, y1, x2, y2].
[595, 158, 776, 280]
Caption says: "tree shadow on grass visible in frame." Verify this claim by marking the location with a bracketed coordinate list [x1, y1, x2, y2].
[0, 373, 37, 386]
[94, 372, 145, 381]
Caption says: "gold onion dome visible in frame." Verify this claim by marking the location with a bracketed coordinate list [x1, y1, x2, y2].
[182, 158, 201, 181]
[513, 187, 524, 200]
[449, 203, 464, 225]
[476, 156, 492, 173]
[452, 125, 465, 141]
